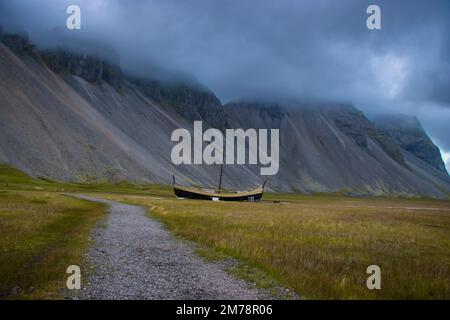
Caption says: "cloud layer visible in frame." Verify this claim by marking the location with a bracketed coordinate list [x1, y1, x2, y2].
[1, 0, 449, 151]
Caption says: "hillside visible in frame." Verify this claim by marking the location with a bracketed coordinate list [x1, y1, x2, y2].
[0, 33, 449, 197]
[225, 102, 450, 196]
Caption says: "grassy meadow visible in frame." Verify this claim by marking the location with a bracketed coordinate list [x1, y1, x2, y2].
[0, 165, 107, 299]
[1, 164, 450, 299]
[96, 193, 450, 299]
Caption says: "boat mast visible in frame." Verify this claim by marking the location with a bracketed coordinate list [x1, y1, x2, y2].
[218, 164, 224, 191]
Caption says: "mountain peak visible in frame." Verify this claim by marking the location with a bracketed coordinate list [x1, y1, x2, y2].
[374, 114, 448, 175]
[1, 33, 449, 197]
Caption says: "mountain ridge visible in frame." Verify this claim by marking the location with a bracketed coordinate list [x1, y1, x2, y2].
[1, 32, 449, 198]
[373, 114, 448, 174]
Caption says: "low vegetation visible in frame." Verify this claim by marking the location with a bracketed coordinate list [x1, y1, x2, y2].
[1, 164, 449, 299]
[98, 193, 450, 299]
[0, 165, 106, 299]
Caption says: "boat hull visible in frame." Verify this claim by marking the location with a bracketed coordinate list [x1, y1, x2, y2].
[173, 186, 263, 202]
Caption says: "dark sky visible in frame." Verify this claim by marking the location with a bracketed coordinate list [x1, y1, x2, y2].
[1, 0, 449, 168]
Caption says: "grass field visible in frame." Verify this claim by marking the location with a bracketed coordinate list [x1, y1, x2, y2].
[96, 193, 450, 299]
[0, 165, 106, 299]
[1, 164, 450, 299]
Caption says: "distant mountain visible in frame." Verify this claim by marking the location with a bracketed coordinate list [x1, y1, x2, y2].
[224, 102, 450, 197]
[1, 33, 449, 198]
[0, 33, 236, 188]
[373, 114, 448, 174]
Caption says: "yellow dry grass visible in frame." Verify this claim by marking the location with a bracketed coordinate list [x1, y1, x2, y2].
[0, 190, 105, 299]
[96, 193, 450, 299]
[1, 163, 449, 299]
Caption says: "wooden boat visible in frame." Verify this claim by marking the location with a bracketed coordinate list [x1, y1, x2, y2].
[173, 184, 265, 201]
[173, 165, 266, 202]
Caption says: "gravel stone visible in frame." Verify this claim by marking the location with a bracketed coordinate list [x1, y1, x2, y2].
[65, 195, 275, 300]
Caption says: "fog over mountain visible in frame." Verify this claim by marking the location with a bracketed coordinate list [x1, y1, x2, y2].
[0, 0, 449, 170]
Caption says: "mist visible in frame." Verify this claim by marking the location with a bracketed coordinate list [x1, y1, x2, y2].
[1, 0, 449, 169]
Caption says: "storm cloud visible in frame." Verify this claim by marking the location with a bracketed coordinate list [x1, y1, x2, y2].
[1, 0, 449, 168]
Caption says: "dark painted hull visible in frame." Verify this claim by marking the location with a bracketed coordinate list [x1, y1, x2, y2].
[173, 186, 263, 202]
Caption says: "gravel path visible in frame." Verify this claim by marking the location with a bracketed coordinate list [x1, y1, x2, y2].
[66, 194, 274, 300]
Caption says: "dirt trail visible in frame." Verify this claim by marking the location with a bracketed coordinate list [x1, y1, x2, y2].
[66, 194, 274, 300]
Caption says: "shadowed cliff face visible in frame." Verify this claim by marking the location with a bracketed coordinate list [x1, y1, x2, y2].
[322, 104, 408, 168]
[224, 101, 450, 197]
[1, 33, 449, 197]
[39, 50, 123, 90]
[34, 42, 228, 130]
[0, 32, 36, 56]
[374, 115, 448, 175]
[127, 77, 228, 130]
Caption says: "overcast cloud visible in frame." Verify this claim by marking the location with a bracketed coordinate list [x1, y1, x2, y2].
[0, 0, 449, 168]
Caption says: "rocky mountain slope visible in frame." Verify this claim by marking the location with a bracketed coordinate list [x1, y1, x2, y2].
[0, 33, 247, 187]
[225, 102, 450, 197]
[0, 33, 449, 197]
[373, 114, 448, 174]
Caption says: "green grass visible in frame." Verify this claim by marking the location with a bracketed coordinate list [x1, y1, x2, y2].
[0, 165, 107, 299]
[96, 193, 450, 299]
[1, 163, 450, 299]
[0, 164, 173, 196]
